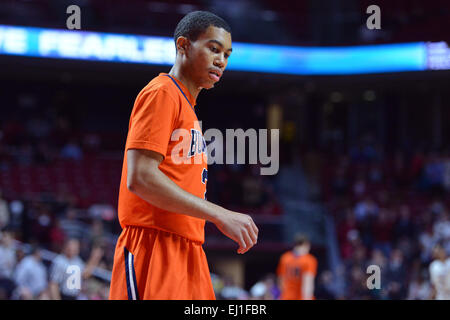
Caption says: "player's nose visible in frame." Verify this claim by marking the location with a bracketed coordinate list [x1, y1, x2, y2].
[214, 54, 225, 69]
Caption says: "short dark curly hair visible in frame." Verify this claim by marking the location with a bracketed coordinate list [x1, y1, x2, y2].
[173, 11, 231, 47]
[294, 233, 310, 247]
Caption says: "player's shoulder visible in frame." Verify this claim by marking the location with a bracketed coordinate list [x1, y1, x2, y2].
[144, 73, 175, 93]
[280, 251, 292, 261]
[51, 254, 67, 267]
[138, 74, 178, 101]
[304, 253, 318, 264]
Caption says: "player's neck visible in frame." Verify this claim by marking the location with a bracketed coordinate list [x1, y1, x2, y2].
[293, 247, 308, 256]
[168, 65, 201, 101]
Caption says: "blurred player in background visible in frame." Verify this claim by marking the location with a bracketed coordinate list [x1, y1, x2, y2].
[109, 11, 258, 300]
[429, 243, 450, 300]
[277, 234, 317, 300]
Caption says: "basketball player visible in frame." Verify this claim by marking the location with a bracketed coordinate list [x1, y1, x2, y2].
[429, 243, 450, 300]
[109, 11, 258, 300]
[277, 234, 317, 300]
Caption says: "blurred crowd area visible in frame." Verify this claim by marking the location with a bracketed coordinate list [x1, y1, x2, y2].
[316, 137, 450, 299]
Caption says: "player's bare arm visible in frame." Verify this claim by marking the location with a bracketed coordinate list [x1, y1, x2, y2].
[302, 273, 315, 300]
[127, 148, 258, 254]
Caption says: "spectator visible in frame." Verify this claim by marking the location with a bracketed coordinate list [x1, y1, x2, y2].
[407, 270, 432, 300]
[88, 203, 115, 222]
[354, 196, 378, 222]
[368, 163, 383, 184]
[337, 209, 358, 259]
[59, 208, 85, 240]
[393, 205, 416, 242]
[0, 230, 17, 299]
[372, 209, 394, 257]
[385, 249, 407, 299]
[422, 152, 444, 192]
[13, 246, 48, 300]
[0, 230, 16, 279]
[347, 266, 370, 299]
[367, 248, 387, 270]
[31, 205, 53, 247]
[60, 139, 83, 160]
[332, 166, 349, 196]
[210, 273, 225, 298]
[432, 211, 450, 245]
[0, 190, 10, 230]
[249, 274, 279, 300]
[352, 173, 366, 198]
[49, 218, 65, 253]
[219, 276, 249, 300]
[428, 243, 450, 300]
[87, 219, 105, 247]
[315, 270, 336, 300]
[48, 238, 103, 300]
[418, 223, 436, 263]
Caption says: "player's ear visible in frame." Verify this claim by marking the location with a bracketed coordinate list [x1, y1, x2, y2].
[176, 36, 190, 56]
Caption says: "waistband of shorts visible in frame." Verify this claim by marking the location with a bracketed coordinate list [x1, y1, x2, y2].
[123, 225, 204, 245]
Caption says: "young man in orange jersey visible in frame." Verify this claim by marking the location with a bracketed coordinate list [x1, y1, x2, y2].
[109, 11, 259, 300]
[277, 234, 317, 300]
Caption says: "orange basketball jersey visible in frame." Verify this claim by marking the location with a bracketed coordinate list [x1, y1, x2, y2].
[118, 73, 208, 243]
[277, 251, 318, 300]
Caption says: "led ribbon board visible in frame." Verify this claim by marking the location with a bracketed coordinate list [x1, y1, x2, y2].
[0, 25, 446, 75]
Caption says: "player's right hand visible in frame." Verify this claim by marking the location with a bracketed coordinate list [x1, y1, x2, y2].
[214, 210, 258, 254]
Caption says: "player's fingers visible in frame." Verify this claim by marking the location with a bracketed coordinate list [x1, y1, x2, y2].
[252, 220, 259, 238]
[240, 229, 254, 254]
[247, 221, 258, 245]
[249, 219, 258, 242]
[236, 235, 246, 254]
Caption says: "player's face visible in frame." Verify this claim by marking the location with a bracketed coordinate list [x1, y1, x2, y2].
[187, 26, 232, 89]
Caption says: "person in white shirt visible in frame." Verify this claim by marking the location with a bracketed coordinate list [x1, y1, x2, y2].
[429, 243, 450, 300]
[0, 230, 16, 279]
[13, 246, 48, 299]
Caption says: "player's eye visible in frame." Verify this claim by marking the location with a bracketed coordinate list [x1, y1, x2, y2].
[210, 46, 219, 53]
